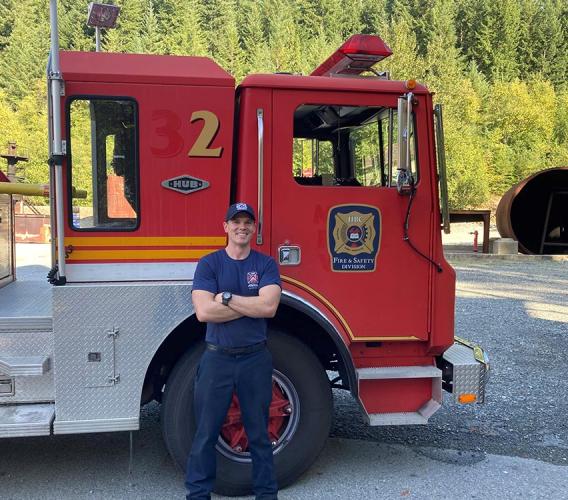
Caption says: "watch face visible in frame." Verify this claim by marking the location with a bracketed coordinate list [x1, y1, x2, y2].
[223, 292, 231, 300]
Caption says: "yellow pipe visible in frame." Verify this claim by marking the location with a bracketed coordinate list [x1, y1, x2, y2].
[0, 182, 49, 196]
[0, 182, 87, 198]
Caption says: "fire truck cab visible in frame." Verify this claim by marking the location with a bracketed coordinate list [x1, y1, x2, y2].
[0, 14, 488, 495]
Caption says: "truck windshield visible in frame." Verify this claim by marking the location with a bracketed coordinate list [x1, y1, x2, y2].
[292, 104, 417, 187]
[68, 98, 139, 230]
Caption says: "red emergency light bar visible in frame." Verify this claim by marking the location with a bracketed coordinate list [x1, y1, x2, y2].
[310, 34, 393, 77]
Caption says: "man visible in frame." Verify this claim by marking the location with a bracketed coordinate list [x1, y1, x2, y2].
[186, 202, 281, 500]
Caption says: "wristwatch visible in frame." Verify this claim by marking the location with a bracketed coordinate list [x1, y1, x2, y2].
[221, 291, 232, 306]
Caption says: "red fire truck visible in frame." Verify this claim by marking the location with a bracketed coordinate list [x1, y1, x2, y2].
[0, 2, 488, 495]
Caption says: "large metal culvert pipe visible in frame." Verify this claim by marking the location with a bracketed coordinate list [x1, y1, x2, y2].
[496, 167, 568, 255]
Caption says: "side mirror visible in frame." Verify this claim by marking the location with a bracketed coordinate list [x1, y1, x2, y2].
[397, 93, 414, 194]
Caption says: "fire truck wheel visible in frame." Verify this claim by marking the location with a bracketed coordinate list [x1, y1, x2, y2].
[160, 330, 333, 496]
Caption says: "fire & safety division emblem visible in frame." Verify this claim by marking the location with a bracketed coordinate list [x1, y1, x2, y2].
[327, 204, 381, 272]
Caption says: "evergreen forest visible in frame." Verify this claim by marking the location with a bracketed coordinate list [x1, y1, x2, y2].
[0, 0, 567, 208]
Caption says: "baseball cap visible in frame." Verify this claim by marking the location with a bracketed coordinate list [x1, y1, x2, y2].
[225, 202, 256, 222]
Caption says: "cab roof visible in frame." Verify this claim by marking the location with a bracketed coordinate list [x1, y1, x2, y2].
[239, 74, 429, 95]
[59, 51, 234, 87]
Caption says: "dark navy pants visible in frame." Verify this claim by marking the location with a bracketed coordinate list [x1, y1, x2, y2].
[185, 346, 278, 500]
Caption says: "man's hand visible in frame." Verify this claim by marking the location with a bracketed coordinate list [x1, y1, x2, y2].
[192, 290, 243, 323]
[226, 284, 281, 318]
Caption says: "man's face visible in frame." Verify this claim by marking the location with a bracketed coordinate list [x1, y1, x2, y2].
[223, 213, 256, 247]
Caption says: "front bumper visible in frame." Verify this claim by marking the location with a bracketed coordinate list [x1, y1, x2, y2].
[437, 337, 490, 404]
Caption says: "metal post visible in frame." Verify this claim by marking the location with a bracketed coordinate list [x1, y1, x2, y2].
[49, 0, 66, 283]
[95, 26, 101, 52]
[47, 54, 56, 268]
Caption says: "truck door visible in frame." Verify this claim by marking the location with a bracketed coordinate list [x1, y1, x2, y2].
[271, 90, 433, 341]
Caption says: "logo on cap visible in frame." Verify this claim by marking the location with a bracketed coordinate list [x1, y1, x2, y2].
[236, 203, 248, 210]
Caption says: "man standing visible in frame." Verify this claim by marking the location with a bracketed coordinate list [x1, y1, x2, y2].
[186, 202, 281, 500]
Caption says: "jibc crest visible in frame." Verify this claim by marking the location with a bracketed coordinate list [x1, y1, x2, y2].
[327, 205, 381, 272]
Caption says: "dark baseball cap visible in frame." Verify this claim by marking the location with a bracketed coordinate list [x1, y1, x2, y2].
[225, 202, 256, 222]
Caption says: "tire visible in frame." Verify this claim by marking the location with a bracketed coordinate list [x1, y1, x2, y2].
[161, 329, 333, 496]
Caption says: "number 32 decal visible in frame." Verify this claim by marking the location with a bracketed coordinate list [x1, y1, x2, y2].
[188, 110, 223, 157]
[151, 109, 223, 158]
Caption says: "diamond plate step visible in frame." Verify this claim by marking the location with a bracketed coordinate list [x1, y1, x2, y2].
[0, 403, 54, 438]
[0, 316, 53, 333]
[0, 356, 51, 376]
[357, 366, 441, 380]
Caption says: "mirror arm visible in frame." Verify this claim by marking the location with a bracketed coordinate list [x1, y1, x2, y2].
[396, 92, 415, 195]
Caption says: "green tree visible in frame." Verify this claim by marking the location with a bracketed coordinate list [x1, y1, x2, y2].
[139, 0, 161, 54]
[58, 0, 97, 52]
[240, 0, 271, 74]
[360, 0, 388, 36]
[105, 0, 146, 53]
[0, 0, 49, 104]
[384, 6, 424, 80]
[156, 0, 207, 56]
[266, 0, 302, 74]
[0, 0, 16, 52]
[0, 82, 50, 203]
[317, 0, 344, 45]
[297, 0, 325, 39]
[551, 90, 568, 165]
[526, 0, 566, 87]
[302, 25, 336, 75]
[425, 0, 489, 207]
[424, 0, 464, 98]
[455, 0, 494, 77]
[484, 79, 556, 193]
[490, 0, 521, 81]
[208, 0, 244, 79]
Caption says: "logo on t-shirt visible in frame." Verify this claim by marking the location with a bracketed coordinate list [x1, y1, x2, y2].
[247, 271, 259, 289]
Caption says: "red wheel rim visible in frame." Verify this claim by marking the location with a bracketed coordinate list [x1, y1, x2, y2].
[220, 380, 292, 453]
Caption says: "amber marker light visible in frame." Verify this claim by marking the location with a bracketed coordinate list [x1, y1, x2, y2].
[405, 79, 417, 90]
[458, 393, 477, 404]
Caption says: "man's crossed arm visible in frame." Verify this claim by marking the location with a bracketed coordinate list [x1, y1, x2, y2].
[192, 284, 281, 323]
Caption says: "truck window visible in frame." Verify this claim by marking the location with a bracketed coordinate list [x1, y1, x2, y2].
[68, 98, 139, 230]
[292, 104, 418, 187]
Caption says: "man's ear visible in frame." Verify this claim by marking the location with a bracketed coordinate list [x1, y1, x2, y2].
[223, 221, 229, 234]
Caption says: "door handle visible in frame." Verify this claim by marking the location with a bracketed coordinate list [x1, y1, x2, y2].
[257, 109, 264, 245]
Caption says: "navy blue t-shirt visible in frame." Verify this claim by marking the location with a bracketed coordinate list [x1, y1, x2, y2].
[192, 249, 281, 347]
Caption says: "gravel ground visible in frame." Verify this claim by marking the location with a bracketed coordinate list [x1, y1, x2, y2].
[11, 249, 568, 468]
[331, 258, 568, 466]
[3, 249, 567, 498]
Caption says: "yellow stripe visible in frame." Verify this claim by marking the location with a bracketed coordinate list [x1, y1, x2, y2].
[281, 275, 356, 339]
[67, 248, 217, 261]
[64, 236, 226, 247]
[281, 275, 419, 342]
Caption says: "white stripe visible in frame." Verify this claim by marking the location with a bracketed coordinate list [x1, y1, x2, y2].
[66, 262, 198, 282]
